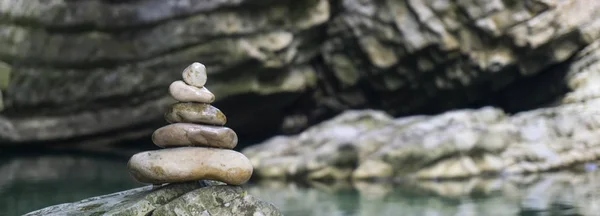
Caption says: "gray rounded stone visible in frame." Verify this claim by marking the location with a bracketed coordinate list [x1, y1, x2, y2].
[182, 62, 207, 88]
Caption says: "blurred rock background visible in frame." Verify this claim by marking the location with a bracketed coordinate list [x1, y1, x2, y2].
[5, 1, 600, 216]
[1, 0, 600, 152]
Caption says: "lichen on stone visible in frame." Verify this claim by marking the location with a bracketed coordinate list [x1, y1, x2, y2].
[153, 186, 282, 216]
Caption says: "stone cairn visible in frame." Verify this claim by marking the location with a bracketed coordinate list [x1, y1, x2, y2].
[127, 62, 253, 186]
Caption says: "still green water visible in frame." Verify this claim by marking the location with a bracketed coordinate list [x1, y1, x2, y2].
[1, 153, 597, 216]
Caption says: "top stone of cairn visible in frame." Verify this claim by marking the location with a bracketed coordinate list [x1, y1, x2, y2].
[182, 62, 207, 88]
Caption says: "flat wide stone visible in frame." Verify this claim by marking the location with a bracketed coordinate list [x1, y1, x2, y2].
[127, 147, 253, 185]
[152, 123, 238, 149]
[165, 103, 227, 126]
[169, 80, 215, 103]
[182, 62, 207, 88]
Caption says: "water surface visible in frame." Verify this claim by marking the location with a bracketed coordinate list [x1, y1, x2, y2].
[1, 153, 597, 216]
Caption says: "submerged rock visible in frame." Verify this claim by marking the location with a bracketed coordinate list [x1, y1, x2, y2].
[23, 181, 281, 216]
[128, 147, 253, 185]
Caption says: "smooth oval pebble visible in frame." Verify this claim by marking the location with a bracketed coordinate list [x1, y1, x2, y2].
[127, 147, 253, 185]
[152, 123, 238, 149]
[169, 80, 215, 103]
[165, 103, 226, 125]
[182, 62, 207, 87]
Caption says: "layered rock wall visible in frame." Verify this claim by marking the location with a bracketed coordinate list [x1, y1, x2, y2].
[242, 33, 600, 181]
[2, 0, 600, 145]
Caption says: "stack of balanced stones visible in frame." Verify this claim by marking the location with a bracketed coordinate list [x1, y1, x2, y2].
[127, 62, 253, 186]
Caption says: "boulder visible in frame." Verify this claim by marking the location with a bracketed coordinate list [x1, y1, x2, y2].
[243, 36, 600, 180]
[244, 98, 600, 180]
[23, 181, 281, 216]
[3, 0, 600, 146]
[153, 186, 282, 216]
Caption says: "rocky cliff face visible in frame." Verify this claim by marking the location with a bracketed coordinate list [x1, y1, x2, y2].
[1, 0, 600, 145]
[242, 36, 600, 181]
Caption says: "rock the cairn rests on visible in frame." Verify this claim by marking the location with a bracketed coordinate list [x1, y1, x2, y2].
[127, 62, 253, 186]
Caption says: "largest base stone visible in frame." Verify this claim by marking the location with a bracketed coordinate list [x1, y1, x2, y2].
[22, 181, 281, 216]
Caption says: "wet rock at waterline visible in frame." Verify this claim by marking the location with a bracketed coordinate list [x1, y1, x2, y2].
[164, 103, 226, 125]
[152, 123, 238, 149]
[169, 80, 215, 103]
[244, 98, 600, 181]
[153, 185, 282, 216]
[244, 37, 600, 182]
[182, 62, 208, 88]
[23, 181, 281, 216]
[128, 147, 253, 185]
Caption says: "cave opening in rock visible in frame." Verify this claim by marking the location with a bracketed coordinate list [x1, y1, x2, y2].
[465, 59, 572, 115]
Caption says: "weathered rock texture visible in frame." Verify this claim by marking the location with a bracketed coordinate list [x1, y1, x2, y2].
[128, 147, 253, 185]
[154, 186, 282, 216]
[244, 101, 600, 180]
[0, 0, 329, 144]
[242, 36, 600, 180]
[23, 181, 281, 216]
[2, 0, 600, 145]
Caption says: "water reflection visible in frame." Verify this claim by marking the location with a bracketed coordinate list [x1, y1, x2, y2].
[0, 153, 143, 216]
[1, 153, 599, 216]
[247, 172, 600, 216]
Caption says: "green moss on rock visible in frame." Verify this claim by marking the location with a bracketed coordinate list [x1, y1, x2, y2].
[23, 182, 203, 216]
[23, 182, 281, 216]
[153, 185, 282, 216]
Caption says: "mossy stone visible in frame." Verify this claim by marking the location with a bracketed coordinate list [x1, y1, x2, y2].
[23, 182, 203, 216]
[153, 186, 282, 216]
[23, 182, 282, 216]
